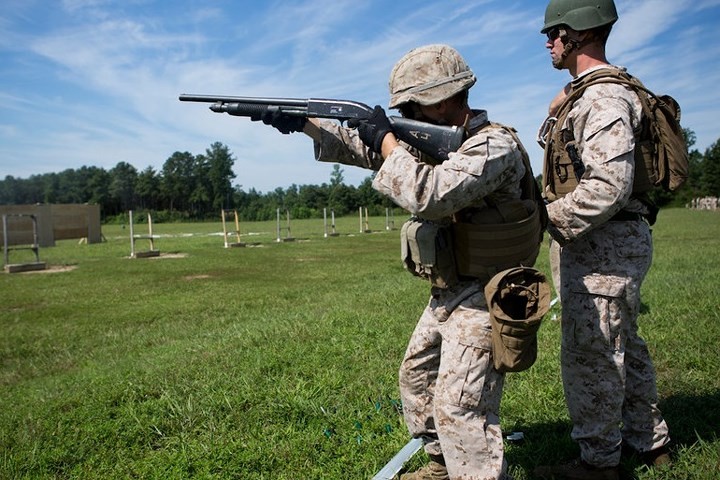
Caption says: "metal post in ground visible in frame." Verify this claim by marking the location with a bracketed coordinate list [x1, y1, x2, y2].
[385, 207, 395, 231]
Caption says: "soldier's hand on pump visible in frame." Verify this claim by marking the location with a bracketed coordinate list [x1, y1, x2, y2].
[347, 105, 393, 154]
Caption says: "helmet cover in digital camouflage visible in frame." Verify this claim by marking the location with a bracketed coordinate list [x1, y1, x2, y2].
[388, 44, 476, 109]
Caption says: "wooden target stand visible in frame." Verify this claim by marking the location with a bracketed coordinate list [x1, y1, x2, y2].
[276, 208, 295, 243]
[221, 209, 246, 248]
[2, 214, 47, 273]
[359, 207, 372, 233]
[129, 210, 160, 258]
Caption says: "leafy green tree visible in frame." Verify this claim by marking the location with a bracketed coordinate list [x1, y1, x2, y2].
[674, 129, 705, 206]
[80, 166, 111, 207]
[161, 151, 195, 212]
[54, 168, 94, 204]
[50, 170, 88, 204]
[297, 184, 329, 218]
[0, 176, 19, 204]
[357, 176, 384, 214]
[188, 153, 211, 216]
[329, 183, 358, 216]
[109, 162, 138, 215]
[701, 138, 720, 196]
[327, 165, 349, 213]
[205, 142, 236, 211]
[234, 186, 274, 221]
[330, 164, 344, 188]
[136, 166, 160, 210]
[24, 175, 46, 204]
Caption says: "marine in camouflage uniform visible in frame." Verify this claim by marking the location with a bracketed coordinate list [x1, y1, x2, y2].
[264, 45, 534, 480]
[316, 116, 524, 480]
[535, 1, 670, 478]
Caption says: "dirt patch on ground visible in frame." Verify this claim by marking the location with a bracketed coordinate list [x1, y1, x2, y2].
[6, 264, 78, 274]
[149, 252, 188, 259]
[182, 274, 212, 281]
[125, 252, 189, 259]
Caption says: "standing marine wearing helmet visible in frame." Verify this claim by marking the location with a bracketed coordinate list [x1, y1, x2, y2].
[259, 43, 543, 479]
[534, 1, 672, 479]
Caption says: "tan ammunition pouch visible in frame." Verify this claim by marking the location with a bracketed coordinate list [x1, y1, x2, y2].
[484, 266, 551, 373]
[401, 218, 458, 289]
[542, 131, 580, 202]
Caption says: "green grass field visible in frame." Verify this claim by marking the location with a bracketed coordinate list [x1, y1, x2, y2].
[1, 209, 718, 479]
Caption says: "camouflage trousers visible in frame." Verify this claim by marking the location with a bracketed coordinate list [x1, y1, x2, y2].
[554, 220, 670, 468]
[399, 281, 507, 480]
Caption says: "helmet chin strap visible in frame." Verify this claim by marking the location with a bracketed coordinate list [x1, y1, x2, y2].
[554, 28, 582, 70]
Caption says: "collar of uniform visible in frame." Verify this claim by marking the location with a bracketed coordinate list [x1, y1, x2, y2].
[571, 64, 627, 88]
[468, 109, 488, 131]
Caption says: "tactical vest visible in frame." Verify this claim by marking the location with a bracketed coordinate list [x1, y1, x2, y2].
[542, 67, 687, 203]
[401, 123, 547, 287]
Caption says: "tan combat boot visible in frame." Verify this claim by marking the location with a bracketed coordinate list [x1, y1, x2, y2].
[534, 458, 619, 480]
[639, 445, 672, 468]
[622, 444, 672, 468]
[399, 460, 449, 480]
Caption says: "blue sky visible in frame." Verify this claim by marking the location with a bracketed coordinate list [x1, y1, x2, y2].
[1, 0, 719, 193]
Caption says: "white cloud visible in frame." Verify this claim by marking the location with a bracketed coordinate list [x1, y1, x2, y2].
[611, 1, 686, 58]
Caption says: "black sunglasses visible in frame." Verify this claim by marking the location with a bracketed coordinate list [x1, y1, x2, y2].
[546, 27, 561, 42]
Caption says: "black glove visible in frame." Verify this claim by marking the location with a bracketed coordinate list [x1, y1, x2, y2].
[257, 109, 307, 134]
[348, 105, 392, 153]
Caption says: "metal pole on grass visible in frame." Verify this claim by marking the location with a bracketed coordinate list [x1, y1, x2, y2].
[372, 437, 423, 480]
[222, 209, 229, 248]
[324, 208, 328, 238]
[129, 210, 135, 257]
[276, 208, 281, 242]
[3, 215, 8, 266]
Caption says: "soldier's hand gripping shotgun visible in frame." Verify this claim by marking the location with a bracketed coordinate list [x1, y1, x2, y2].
[178, 95, 466, 162]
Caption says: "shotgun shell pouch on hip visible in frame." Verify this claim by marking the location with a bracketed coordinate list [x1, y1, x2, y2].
[484, 267, 551, 373]
[401, 217, 458, 289]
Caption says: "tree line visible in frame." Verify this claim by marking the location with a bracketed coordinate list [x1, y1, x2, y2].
[1, 131, 718, 223]
[0, 141, 389, 223]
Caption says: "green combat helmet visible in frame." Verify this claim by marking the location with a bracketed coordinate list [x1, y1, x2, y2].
[542, 0, 618, 33]
[388, 44, 476, 109]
